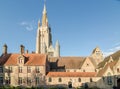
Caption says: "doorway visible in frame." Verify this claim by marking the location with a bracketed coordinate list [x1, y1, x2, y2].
[68, 81, 72, 88]
[117, 78, 120, 88]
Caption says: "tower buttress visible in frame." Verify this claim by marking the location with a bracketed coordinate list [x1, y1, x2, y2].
[36, 20, 41, 53]
[55, 40, 60, 57]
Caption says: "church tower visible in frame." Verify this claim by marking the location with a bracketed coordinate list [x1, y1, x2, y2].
[36, 3, 60, 57]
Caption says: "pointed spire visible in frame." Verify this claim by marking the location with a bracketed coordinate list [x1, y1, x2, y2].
[42, 2, 48, 26]
[56, 40, 60, 46]
[43, 3, 47, 14]
[38, 19, 40, 27]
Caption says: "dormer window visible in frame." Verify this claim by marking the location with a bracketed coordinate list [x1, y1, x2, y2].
[19, 58, 22, 64]
[17, 55, 25, 65]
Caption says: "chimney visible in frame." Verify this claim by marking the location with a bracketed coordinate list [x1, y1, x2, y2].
[20, 45, 25, 54]
[3, 44, 7, 54]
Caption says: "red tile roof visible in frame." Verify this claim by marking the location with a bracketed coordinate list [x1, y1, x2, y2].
[47, 72, 97, 77]
[0, 53, 46, 66]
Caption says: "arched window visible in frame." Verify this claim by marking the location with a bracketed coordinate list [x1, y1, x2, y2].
[107, 72, 112, 85]
[48, 77, 52, 82]
[90, 78, 93, 82]
[78, 78, 81, 82]
[58, 78, 62, 82]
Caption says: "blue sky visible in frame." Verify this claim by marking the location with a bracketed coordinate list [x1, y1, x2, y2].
[0, 0, 120, 57]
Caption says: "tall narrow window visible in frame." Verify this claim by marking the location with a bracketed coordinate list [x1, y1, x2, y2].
[35, 77, 39, 85]
[27, 77, 31, 85]
[27, 66, 31, 73]
[8, 66, 12, 73]
[0, 77, 3, 84]
[117, 68, 119, 73]
[78, 78, 81, 82]
[5, 77, 10, 84]
[0, 66, 3, 73]
[18, 67, 22, 73]
[18, 77, 22, 85]
[35, 66, 40, 73]
[90, 78, 93, 82]
[107, 72, 112, 85]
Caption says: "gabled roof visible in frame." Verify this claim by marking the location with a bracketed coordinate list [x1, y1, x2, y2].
[98, 50, 120, 68]
[47, 72, 97, 77]
[97, 61, 116, 77]
[0, 53, 46, 66]
[81, 57, 97, 68]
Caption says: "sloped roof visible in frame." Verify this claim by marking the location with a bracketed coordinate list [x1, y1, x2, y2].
[97, 61, 117, 77]
[81, 57, 97, 68]
[47, 72, 97, 77]
[0, 53, 46, 66]
[98, 50, 120, 68]
[49, 57, 85, 69]
[49, 56, 98, 69]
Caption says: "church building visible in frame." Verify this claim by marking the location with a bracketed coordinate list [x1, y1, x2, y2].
[36, 4, 60, 57]
[0, 3, 120, 89]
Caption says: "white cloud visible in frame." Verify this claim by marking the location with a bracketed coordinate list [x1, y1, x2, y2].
[103, 44, 120, 57]
[19, 20, 36, 31]
[103, 51, 114, 57]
